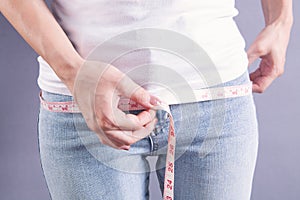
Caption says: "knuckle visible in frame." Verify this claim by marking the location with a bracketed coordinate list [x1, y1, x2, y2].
[128, 137, 136, 145]
[121, 136, 135, 146]
[257, 88, 265, 93]
[255, 44, 265, 55]
[100, 117, 115, 131]
[123, 140, 132, 146]
[104, 130, 113, 138]
[277, 68, 284, 76]
[135, 88, 149, 102]
[126, 115, 142, 129]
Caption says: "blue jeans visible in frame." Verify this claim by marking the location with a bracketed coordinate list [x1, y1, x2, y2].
[38, 70, 258, 200]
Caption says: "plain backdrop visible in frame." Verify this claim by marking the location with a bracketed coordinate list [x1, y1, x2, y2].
[0, 1, 299, 199]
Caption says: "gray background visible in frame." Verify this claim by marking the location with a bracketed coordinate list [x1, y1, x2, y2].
[0, 0, 299, 199]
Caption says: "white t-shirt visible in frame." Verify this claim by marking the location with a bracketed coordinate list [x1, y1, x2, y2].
[38, 0, 248, 97]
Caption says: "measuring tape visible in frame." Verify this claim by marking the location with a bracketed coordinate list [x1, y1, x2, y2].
[40, 82, 252, 200]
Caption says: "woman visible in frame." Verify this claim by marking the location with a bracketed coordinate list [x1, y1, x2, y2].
[0, 0, 293, 199]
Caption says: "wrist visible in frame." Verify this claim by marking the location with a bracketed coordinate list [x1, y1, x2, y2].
[48, 52, 84, 93]
[62, 57, 85, 93]
[266, 15, 293, 29]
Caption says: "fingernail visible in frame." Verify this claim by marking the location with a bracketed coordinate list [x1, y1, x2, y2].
[150, 96, 161, 106]
[120, 145, 130, 151]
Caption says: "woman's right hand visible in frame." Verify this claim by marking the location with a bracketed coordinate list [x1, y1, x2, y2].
[70, 60, 160, 150]
[0, 0, 159, 150]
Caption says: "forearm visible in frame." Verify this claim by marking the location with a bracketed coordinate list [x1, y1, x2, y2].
[261, 0, 293, 27]
[0, 0, 83, 89]
[247, 0, 293, 93]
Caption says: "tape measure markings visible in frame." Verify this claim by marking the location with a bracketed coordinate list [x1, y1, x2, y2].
[39, 82, 252, 200]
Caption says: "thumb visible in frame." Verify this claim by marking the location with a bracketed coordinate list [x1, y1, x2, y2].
[247, 43, 261, 67]
[131, 87, 161, 109]
[117, 75, 161, 109]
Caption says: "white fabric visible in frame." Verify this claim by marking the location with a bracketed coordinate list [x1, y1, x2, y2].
[37, 0, 249, 96]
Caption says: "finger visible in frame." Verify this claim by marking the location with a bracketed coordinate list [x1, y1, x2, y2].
[105, 133, 132, 150]
[116, 75, 161, 108]
[137, 109, 157, 126]
[95, 132, 130, 150]
[252, 76, 274, 93]
[105, 129, 139, 146]
[250, 70, 275, 93]
[249, 68, 262, 83]
[105, 117, 158, 146]
[132, 117, 158, 139]
[247, 44, 261, 66]
[109, 108, 145, 131]
[95, 97, 143, 131]
[131, 87, 162, 109]
[108, 105, 156, 131]
[106, 140, 131, 151]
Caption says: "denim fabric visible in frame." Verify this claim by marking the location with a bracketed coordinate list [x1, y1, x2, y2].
[38, 70, 258, 200]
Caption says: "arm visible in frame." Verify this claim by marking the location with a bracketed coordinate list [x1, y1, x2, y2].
[0, 0, 82, 90]
[247, 0, 293, 93]
[0, 0, 158, 149]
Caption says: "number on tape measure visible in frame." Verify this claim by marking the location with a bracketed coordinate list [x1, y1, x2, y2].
[39, 83, 252, 200]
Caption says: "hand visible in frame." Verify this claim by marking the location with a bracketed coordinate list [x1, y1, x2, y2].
[71, 60, 160, 150]
[247, 22, 292, 93]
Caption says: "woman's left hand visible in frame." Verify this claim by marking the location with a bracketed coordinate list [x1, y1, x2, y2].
[247, 22, 292, 93]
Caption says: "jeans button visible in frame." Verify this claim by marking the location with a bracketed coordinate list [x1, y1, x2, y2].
[150, 131, 156, 137]
[163, 112, 169, 120]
